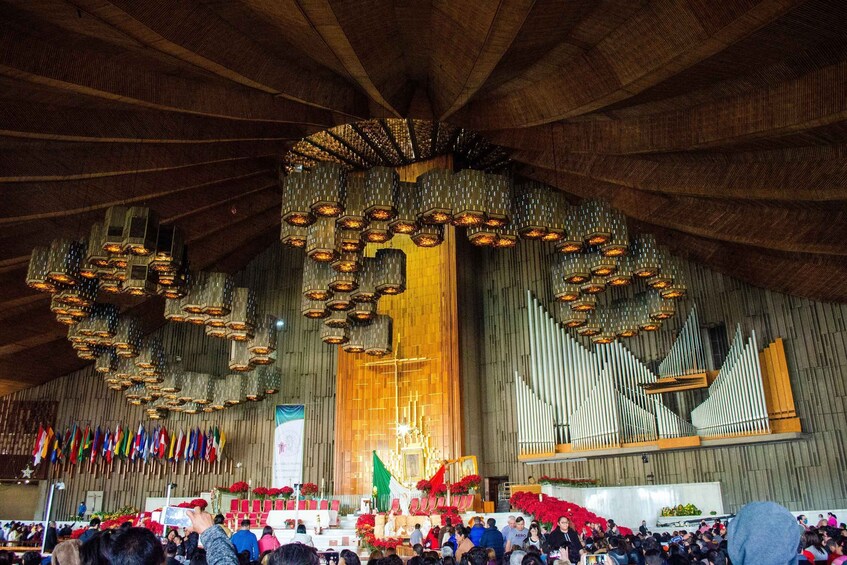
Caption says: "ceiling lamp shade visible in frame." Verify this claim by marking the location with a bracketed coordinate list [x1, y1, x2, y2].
[631, 234, 662, 278]
[542, 192, 568, 242]
[82, 222, 108, 276]
[122, 206, 159, 256]
[577, 315, 602, 337]
[95, 350, 116, 374]
[26, 246, 56, 293]
[389, 181, 418, 234]
[452, 169, 486, 226]
[47, 238, 84, 286]
[349, 300, 376, 322]
[582, 200, 613, 246]
[365, 166, 398, 221]
[243, 371, 265, 401]
[150, 225, 185, 272]
[203, 272, 234, 316]
[600, 210, 629, 257]
[280, 223, 308, 248]
[220, 375, 245, 405]
[553, 280, 581, 303]
[374, 248, 406, 295]
[589, 254, 618, 277]
[556, 207, 584, 254]
[102, 206, 128, 253]
[303, 260, 334, 301]
[87, 304, 118, 338]
[326, 291, 353, 311]
[416, 168, 453, 225]
[180, 271, 207, 314]
[301, 296, 329, 319]
[615, 303, 640, 338]
[123, 255, 156, 296]
[580, 276, 607, 295]
[331, 252, 361, 274]
[485, 174, 512, 228]
[659, 257, 687, 299]
[248, 315, 278, 355]
[321, 324, 349, 345]
[113, 316, 141, 357]
[229, 341, 254, 372]
[350, 257, 378, 303]
[342, 322, 366, 353]
[309, 162, 345, 217]
[647, 272, 674, 290]
[562, 254, 590, 284]
[513, 182, 551, 239]
[570, 294, 597, 313]
[411, 224, 444, 247]
[364, 314, 392, 356]
[307, 217, 339, 262]
[606, 254, 633, 287]
[281, 171, 315, 227]
[337, 229, 364, 253]
[338, 175, 368, 230]
[185, 312, 208, 325]
[639, 318, 662, 332]
[493, 227, 519, 248]
[135, 336, 164, 371]
[226, 287, 257, 333]
[648, 293, 676, 320]
[55, 277, 97, 308]
[467, 225, 496, 246]
[325, 310, 350, 328]
[561, 308, 588, 328]
[362, 220, 393, 244]
[329, 270, 358, 293]
[261, 367, 282, 395]
[160, 366, 184, 396]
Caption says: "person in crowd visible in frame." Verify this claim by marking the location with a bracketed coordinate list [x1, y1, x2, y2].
[484, 547, 497, 565]
[508, 549, 527, 565]
[51, 540, 82, 565]
[441, 545, 455, 564]
[505, 517, 528, 553]
[546, 515, 582, 564]
[455, 525, 475, 561]
[480, 518, 505, 562]
[639, 521, 648, 536]
[461, 546, 489, 565]
[366, 550, 383, 565]
[266, 543, 320, 565]
[109, 527, 164, 565]
[802, 529, 829, 561]
[798, 515, 810, 530]
[21, 551, 40, 565]
[728, 501, 799, 565]
[78, 518, 101, 544]
[230, 519, 259, 562]
[410, 523, 424, 547]
[469, 517, 486, 546]
[165, 541, 180, 565]
[381, 555, 403, 565]
[830, 514, 840, 529]
[77, 502, 87, 519]
[443, 526, 457, 551]
[43, 521, 58, 553]
[258, 526, 280, 554]
[425, 525, 441, 550]
[290, 523, 314, 547]
[523, 522, 547, 555]
[501, 516, 517, 548]
[214, 515, 232, 538]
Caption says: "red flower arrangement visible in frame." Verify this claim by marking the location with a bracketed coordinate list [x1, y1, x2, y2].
[416, 479, 432, 493]
[300, 482, 319, 496]
[253, 486, 269, 499]
[266, 488, 281, 498]
[356, 514, 403, 552]
[280, 486, 294, 499]
[538, 475, 599, 487]
[462, 474, 481, 488]
[229, 481, 249, 494]
[431, 483, 447, 496]
[510, 491, 609, 532]
[449, 482, 469, 495]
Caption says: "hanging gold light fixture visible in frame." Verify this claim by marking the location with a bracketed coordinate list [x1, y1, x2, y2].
[411, 224, 444, 247]
[350, 257, 378, 303]
[243, 371, 266, 401]
[600, 210, 629, 257]
[248, 315, 278, 356]
[365, 166, 398, 221]
[485, 174, 512, 228]
[226, 287, 257, 333]
[326, 291, 353, 311]
[648, 293, 676, 320]
[362, 220, 393, 244]
[577, 314, 602, 337]
[281, 171, 315, 227]
[389, 181, 419, 234]
[659, 257, 687, 299]
[309, 162, 346, 217]
[647, 271, 674, 290]
[303, 260, 334, 301]
[180, 272, 207, 314]
[329, 270, 358, 293]
[321, 324, 349, 345]
[556, 207, 584, 254]
[579, 276, 607, 295]
[325, 310, 350, 328]
[560, 307, 588, 328]
[632, 234, 661, 278]
[301, 296, 329, 319]
[26, 246, 56, 293]
[582, 200, 613, 246]
[337, 175, 368, 230]
[203, 272, 234, 316]
[307, 217, 339, 262]
[374, 249, 406, 295]
[135, 337, 164, 372]
[562, 254, 590, 284]
[349, 301, 376, 322]
[467, 225, 497, 246]
[452, 169, 486, 226]
[513, 182, 550, 239]
[46, 238, 84, 286]
[331, 252, 361, 274]
[280, 223, 309, 248]
[570, 294, 597, 313]
[123, 254, 156, 296]
[589, 254, 618, 277]
[606, 254, 633, 287]
[342, 322, 366, 353]
[150, 225, 185, 273]
[122, 206, 159, 256]
[261, 367, 282, 395]
[113, 316, 141, 358]
[542, 191, 568, 242]
[493, 226, 519, 248]
[337, 229, 365, 253]
[364, 314, 392, 356]
[416, 168, 453, 224]
[228, 341, 254, 372]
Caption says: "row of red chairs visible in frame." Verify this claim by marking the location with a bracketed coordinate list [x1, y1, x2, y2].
[224, 499, 340, 528]
[399, 494, 475, 515]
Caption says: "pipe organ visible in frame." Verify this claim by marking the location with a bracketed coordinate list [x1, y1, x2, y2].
[517, 291, 797, 459]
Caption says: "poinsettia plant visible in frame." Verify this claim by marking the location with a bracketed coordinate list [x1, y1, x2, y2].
[431, 483, 447, 496]
[449, 482, 469, 494]
[229, 481, 249, 494]
[253, 486, 269, 499]
[510, 491, 609, 532]
[356, 514, 403, 552]
[280, 486, 294, 500]
[300, 482, 319, 496]
[416, 479, 432, 493]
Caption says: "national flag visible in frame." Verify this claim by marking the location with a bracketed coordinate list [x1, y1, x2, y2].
[198, 429, 206, 462]
[209, 427, 219, 463]
[61, 426, 73, 461]
[159, 427, 169, 459]
[124, 424, 135, 458]
[184, 429, 193, 462]
[372, 451, 412, 512]
[32, 424, 45, 462]
[41, 427, 54, 462]
[78, 425, 91, 462]
[193, 428, 202, 460]
[218, 428, 225, 456]
[132, 424, 144, 460]
[69, 424, 81, 465]
[90, 427, 101, 464]
[50, 433, 61, 464]
[168, 429, 178, 461]
[101, 429, 111, 462]
[113, 425, 123, 457]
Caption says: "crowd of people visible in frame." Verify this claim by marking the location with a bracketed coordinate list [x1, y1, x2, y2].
[0, 502, 845, 564]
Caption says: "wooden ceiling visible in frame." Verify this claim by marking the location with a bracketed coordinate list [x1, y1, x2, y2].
[1, 0, 846, 394]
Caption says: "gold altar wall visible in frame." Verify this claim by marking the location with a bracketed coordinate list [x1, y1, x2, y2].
[334, 157, 463, 495]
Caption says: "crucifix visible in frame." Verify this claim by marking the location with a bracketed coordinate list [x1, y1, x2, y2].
[363, 334, 431, 454]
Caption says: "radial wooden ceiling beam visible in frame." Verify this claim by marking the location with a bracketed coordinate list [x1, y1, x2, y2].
[453, 0, 803, 129]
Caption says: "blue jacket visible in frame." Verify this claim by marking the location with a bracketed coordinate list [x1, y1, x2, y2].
[479, 526, 505, 559]
[230, 529, 259, 561]
[469, 524, 486, 546]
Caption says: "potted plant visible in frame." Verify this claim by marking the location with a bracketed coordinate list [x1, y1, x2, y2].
[280, 486, 294, 500]
[416, 479, 432, 495]
[229, 481, 250, 498]
[300, 482, 319, 499]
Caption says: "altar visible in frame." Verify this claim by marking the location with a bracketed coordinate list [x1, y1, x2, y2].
[266, 509, 335, 529]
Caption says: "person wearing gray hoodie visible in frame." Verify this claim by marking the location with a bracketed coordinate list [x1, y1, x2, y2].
[728, 501, 800, 565]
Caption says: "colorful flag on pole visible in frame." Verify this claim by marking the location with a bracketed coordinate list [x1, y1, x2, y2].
[32, 424, 45, 465]
[42, 426, 54, 462]
[50, 433, 61, 464]
[90, 427, 101, 464]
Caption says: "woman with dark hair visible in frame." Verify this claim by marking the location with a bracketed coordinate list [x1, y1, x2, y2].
[258, 526, 280, 554]
[291, 524, 315, 547]
[455, 525, 474, 561]
[339, 549, 361, 565]
[80, 529, 114, 565]
[267, 543, 320, 565]
[523, 523, 548, 554]
[366, 550, 383, 565]
[802, 530, 828, 561]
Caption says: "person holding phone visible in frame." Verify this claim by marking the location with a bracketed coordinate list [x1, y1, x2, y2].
[546, 516, 582, 564]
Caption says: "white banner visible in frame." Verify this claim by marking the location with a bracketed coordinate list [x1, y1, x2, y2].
[273, 405, 305, 488]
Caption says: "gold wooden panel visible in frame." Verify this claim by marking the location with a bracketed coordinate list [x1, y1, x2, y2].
[334, 157, 462, 495]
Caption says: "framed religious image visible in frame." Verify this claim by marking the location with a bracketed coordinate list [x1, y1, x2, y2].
[459, 455, 478, 476]
[403, 448, 423, 481]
